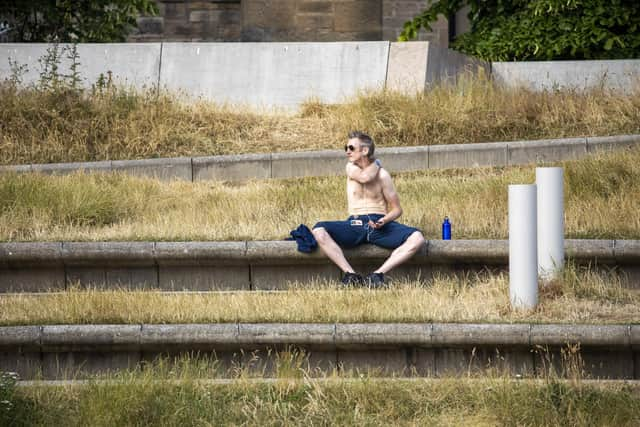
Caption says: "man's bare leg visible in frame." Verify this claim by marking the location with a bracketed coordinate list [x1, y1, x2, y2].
[312, 227, 356, 273]
[374, 231, 425, 274]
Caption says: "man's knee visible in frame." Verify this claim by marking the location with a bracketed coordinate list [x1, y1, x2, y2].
[406, 231, 426, 252]
[312, 226, 329, 243]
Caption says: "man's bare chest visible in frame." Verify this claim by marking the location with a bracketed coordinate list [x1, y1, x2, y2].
[347, 178, 384, 200]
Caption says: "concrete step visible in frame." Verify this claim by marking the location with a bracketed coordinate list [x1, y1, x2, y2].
[1, 322, 638, 380]
[0, 239, 638, 292]
[1, 134, 638, 182]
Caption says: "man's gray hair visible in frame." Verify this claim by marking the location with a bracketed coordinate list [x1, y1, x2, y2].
[348, 130, 375, 159]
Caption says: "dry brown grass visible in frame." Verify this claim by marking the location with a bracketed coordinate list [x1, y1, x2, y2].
[1, 266, 637, 325]
[1, 76, 639, 164]
[0, 146, 638, 242]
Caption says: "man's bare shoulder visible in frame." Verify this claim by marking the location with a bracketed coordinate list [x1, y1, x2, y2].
[378, 168, 393, 181]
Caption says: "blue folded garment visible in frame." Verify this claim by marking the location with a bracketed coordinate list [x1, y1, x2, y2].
[286, 224, 318, 253]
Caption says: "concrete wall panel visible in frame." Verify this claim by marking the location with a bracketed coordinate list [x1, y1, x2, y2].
[508, 138, 587, 165]
[530, 324, 629, 347]
[105, 267, 158, 289]
[431, 323, 530, 347]
[155, 241, 248, 265]
[32, 161, 112, 176]
[238, 324, 335, 347]
[193, 154, 271, 181]
[427, 240, 508, 264]
[338, 349, 410, 376]
[159, 265, 250, 290]
[426, 44, 490, 86]
[615, 240, 640, 263]
[0, 165, 31, 174]
[66, 266, 159, 289]
[159, 42, 389, 109]
[0, 43, 161, 89]
[429, 142, 508, 169]
[377, 146, 429, 173]
[141, 324, 238, 350]
[62, 242, 155, 266]
[565, 239, 615, 263]
[41, 325, 141, 352]
[112, 157, 193, 181]
[0, 242, 63, 266]
[66, 267, 107, 288]
[581, 350, 635, 379]
[250, 264, 339, 290]
[587, 135, 640, 153]
[0, 268, 66, 292]
[336, 324, 430, 348]
[492, 60, 640, 93]
[386, 42, 428, 93]
[427, 347, 534, 377]
[271, 150, 344, 179]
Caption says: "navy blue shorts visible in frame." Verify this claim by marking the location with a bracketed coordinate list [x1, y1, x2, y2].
[313, 214, 420, 249]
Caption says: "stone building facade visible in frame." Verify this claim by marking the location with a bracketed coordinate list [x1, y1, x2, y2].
[132, 0, 454, 47]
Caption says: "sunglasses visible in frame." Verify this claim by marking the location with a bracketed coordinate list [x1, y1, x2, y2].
[344, 144, 358, 152]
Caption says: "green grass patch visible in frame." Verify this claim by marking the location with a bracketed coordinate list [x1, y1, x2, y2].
[4, 375, 639, 426]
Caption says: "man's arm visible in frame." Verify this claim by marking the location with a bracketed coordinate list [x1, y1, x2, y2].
[346, 161, 380, 184]
[369, 169, 403, 229]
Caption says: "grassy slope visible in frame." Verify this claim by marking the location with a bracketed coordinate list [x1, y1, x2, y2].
[1, 77, 639, 164]
[1, 147, 638, 242]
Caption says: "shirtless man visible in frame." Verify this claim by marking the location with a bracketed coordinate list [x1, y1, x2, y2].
[312, 131, 426, 287]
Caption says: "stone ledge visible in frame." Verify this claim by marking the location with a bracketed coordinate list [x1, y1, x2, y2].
[2, 323, 638, 380]
[1, 134, 637, 182]
[0, 239, 637, 292]
[0, 323, 634, 351]
[0, 239, 630, 267]
[41, 324, 142, 351]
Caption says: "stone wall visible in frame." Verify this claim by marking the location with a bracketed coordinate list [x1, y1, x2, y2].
[131, 0, 452, 45]
[382, 0, 449, 46]
[241, 0, 382, 41]
[133, 0, 243, 42]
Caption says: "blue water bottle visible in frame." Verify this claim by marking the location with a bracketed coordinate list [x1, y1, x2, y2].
[442, 216, 451, 240]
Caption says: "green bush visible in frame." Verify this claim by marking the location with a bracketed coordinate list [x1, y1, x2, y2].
[401, 0, 640, 61]
[1, 371, 19, 425]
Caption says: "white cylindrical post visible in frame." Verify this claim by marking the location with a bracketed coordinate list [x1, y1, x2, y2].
[509, 184, 538, 309]
[536, 167, 564, 280]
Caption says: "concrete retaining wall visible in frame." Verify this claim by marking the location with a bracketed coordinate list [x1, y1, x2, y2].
[2, 43, 638, 107]
[0, 239, 638, 292]
[160, 42, 389, 108]
[1, 135, 638, 182]
[1, 322, 638, 379]
[1, 41, 485, 109]
[0, 43, 161, 89]
[492, 60, 640, 93]
[386, 42, 490, 93]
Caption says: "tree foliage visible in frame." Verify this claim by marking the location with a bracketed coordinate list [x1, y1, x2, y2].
[2, 0, 158, 42]
[399, 0, 640, 61]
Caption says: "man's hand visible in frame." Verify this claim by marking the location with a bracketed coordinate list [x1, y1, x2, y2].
[368, 218, 386, 229]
